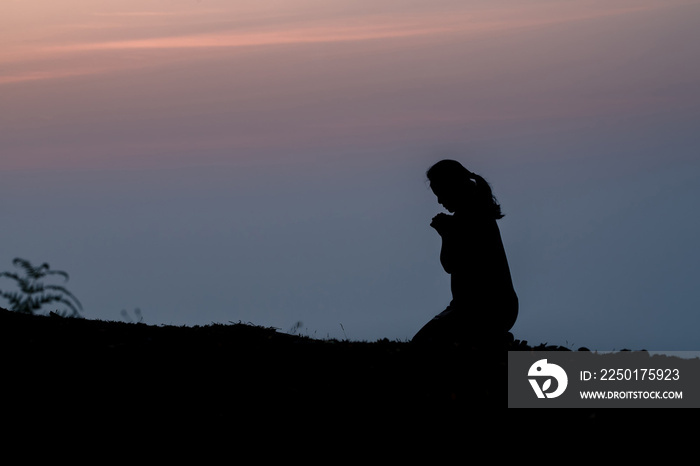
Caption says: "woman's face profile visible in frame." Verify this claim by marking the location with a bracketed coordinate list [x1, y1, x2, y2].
[430, 182, 460, 213]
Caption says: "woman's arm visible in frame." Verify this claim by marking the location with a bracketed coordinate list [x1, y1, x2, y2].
[430, 214, 465, 274]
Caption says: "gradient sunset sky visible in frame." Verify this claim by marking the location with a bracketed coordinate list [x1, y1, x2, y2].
[2, 0, 700, 350]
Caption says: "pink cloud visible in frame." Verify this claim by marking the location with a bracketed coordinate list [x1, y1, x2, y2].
[4, 0, 697, 86]
[48, 25, 445, 52]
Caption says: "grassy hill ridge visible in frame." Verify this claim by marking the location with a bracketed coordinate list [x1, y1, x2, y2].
[1, 307, 568, 425]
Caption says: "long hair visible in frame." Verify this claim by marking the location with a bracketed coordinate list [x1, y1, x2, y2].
[426, 159, 504, 220]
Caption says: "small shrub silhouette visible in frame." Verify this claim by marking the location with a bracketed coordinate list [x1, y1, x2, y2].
[0, 258, 82, 317]
[120, 307, 143, 323]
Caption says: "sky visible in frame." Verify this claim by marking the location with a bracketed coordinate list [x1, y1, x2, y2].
[2, 0, 699, 350]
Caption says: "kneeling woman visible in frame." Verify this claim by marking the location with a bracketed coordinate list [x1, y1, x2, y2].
[412, 160, 518, 347]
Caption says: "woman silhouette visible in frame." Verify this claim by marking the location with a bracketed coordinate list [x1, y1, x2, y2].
[412, 160, 518, 346]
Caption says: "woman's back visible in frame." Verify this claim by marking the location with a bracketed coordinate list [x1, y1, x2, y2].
[448, 214, 518, 331]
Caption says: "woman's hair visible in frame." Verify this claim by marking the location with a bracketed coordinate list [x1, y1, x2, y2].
[426, 159, 504, 219]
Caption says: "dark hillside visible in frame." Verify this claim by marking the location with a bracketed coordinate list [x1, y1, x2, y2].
[0, 307, 574, 427]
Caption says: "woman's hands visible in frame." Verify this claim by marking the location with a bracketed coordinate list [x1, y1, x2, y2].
[430, 213, 454, 236]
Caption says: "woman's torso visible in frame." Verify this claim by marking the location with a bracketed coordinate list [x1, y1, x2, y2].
[448, 216, 518, 317]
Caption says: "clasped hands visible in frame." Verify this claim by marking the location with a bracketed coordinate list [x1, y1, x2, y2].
[430, 213, 454, 236]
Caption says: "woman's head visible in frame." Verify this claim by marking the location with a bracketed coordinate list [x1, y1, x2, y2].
[426, 159, 504, 219]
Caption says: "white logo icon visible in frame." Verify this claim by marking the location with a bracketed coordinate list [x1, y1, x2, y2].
[528, 359, 568, 398]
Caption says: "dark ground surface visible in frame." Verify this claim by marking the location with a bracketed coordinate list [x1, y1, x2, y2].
[2, 307, 674, 432]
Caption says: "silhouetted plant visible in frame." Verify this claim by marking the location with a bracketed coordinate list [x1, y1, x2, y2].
[0, 258, 82, 317]
[288, 321, 303, 335]
[121, 307, 143, 323]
